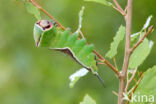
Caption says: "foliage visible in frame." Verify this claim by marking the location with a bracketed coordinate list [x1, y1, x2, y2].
[0, 0, 156, 104]
[130, 66, 156, 103]
[106, 25, 126, 59]
[80, 94, 96, 104]
[69, 68, 88, 88]
[129, 38, 153, 69]
[129, 15, 154, 69]
[24, 2, 41, 20]
[142, 15, 153, 30]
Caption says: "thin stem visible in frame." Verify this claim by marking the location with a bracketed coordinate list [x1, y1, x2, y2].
[112, 5, 125, 16]
[126, 73, 143, 104]
[97, 62, 105, 65]
[131, 25, 154, 53]
[125, 67, 138, 92]
[99, 58, 120, 77]
[112, 91, 119, 96]
[113, 57, 118, 70]
[29, 0, 119, 76]
[30, 0, 66, 30]
[118, 0, 132, 104]
[113, 0, 126, 16]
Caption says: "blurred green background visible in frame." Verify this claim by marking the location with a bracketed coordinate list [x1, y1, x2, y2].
[0, 0, 156, 104]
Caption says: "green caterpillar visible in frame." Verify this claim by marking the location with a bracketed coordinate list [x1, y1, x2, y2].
[33, 20, 105, 86]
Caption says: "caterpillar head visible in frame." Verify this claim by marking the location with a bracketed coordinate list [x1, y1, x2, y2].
[33, 20, 56, 47]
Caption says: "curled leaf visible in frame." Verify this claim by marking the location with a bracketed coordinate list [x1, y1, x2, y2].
[142, 15, 153, 30]
[69, 68, 89, 88]
[76, 6, 85, 33]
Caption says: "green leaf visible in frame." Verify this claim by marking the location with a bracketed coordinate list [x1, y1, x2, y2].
[129, 39, 154, 69]
[84, 0, 113, 7]
[25, 2, 41, 20]
[130, 66, 156, 104]
[106, 25, 126, 59]
[80, 94, 96, 104]
[69, 68, 88, 88]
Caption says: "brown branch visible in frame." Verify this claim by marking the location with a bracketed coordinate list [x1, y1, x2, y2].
[29, 0, 119, 77]
[126, 73, 143, 104]
[112, 0, 126, 16]
[130, 25, 154, 53]
[97, 62, 104, 65]
[118, 0, 132, 104]
[125, 67, 138, 92]
[99, 58, 119, 77]
[30, 0, 66, 30]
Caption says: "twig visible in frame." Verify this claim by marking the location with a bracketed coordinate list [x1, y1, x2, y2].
[130, 25, 154, 53]
[125, 67, 138, 92]
[124, 5, 128, 12]
[29, 0, 119, 77]
[118, 0, 132, 104]
[97, 62, 104, 65]
[112, 0, 126, 16]
[113, 57, 118, 70]
[98, 58, 119, 77]
[112, 5, 125, 16]
[112, 90, 119, 96]
[30, 0, 66, 30]
[126, 73, 143, 104]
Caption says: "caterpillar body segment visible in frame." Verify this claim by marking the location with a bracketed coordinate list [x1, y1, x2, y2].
[33, 20, 105, 87]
